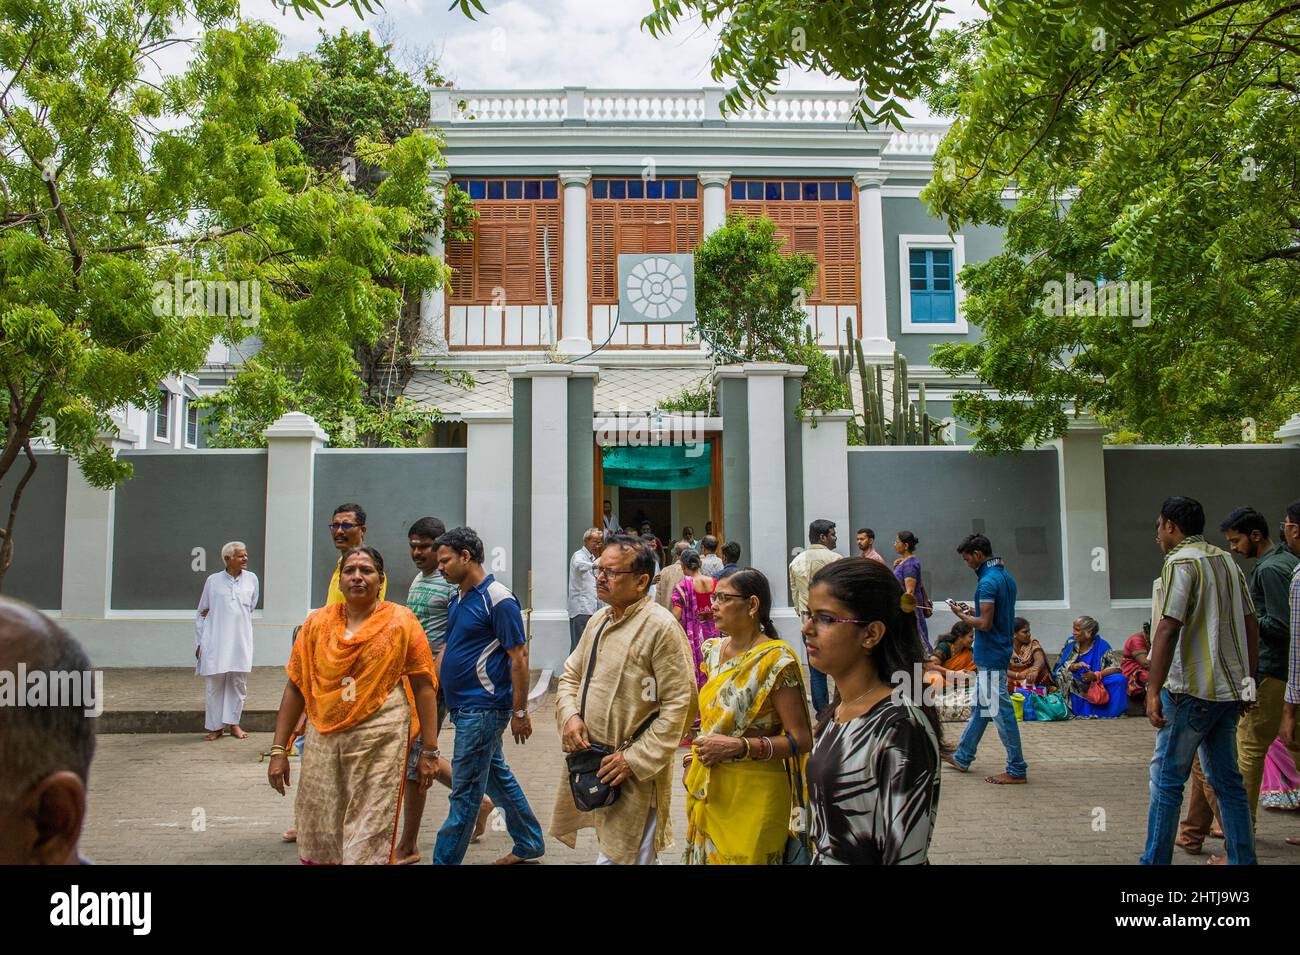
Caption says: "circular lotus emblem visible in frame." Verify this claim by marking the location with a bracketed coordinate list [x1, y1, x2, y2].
[625, 256, 689, 321]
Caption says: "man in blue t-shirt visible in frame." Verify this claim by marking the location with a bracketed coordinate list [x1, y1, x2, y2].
[430, 526, 544, 866]
[943, 534, 1028, 784]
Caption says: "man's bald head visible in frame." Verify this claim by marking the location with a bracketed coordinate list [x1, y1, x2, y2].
[0, 598, 96, 864]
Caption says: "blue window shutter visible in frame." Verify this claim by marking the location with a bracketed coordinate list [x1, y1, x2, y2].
[909, 249, 956, 324]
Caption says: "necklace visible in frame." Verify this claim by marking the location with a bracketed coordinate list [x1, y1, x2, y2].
[836, 683, 887, 719]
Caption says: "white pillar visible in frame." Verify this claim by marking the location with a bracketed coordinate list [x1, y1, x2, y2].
[421, 169, 451, 355]
[462, 411, 514, 589]
[698, 171, 731, 235]
[261, 412, 327, 628]
[745, 363, 803, 609]
[1054, 416, 1113, 628]
[854, 172, 893, 358]
[60, 430, 136, 617]
[1276, 412, 1300, 445]
[508, 364, 599, 669]
[802, 410, 853, 558]
[557, 169, 592, 354]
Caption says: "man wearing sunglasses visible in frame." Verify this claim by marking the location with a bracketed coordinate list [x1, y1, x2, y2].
[325, 503, 386, 604]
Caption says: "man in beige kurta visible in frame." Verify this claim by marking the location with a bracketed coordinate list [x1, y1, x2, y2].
[552, 536, 697, 864]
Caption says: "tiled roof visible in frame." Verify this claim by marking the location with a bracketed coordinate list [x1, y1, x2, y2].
[405, 365, 714, 416]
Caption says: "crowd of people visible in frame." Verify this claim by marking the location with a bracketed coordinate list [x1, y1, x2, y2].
[2, 493, 1298, 868]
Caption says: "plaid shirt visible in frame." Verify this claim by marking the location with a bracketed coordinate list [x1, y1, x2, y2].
[1287, 563, 1300, 705]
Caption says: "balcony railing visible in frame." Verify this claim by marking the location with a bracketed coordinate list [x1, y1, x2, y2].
[434, 87, 885, 126]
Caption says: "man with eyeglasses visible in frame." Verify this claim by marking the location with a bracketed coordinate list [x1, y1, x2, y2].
[552, 534, 697, 865]
[326, 503, 385, 604]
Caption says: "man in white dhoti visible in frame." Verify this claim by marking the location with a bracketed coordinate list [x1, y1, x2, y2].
[195, 541, 258, 741]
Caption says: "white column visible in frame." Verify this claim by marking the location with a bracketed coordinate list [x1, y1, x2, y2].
[854, 172, 893, 358]
[698, 171, 731, 235]
[421, 169, 451, 355]
[261, 412, 327, 629]
[557, 169, 592, 354]
[801, 410, 853, 558]
[745, 364, 800, 608]
[1054, 416, 1112, 628]
[60, 430, 136, 617]
[1276, 412, 1300, 445]
[462, 411, 514, 589]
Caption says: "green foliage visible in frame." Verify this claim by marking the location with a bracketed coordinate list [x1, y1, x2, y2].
[640, 0, 944, 128]
[920, 1, 1300, 452]
[0, 1, 456, 583]
[692, 213, 851, 415]
[657, 382, 714, 413]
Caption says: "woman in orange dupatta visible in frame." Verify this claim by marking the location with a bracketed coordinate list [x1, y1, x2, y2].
[268, 546, 438, 865]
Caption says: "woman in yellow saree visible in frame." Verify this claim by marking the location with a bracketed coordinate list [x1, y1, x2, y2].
[683, 568, 813, 865]
[267, 546, 439, 864]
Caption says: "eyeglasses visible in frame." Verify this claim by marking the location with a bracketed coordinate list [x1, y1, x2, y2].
[329, 522, 359, 532]
[799, 610, 872, 630]
[712, 592, 746, 603]
[594, 567, 641, 579]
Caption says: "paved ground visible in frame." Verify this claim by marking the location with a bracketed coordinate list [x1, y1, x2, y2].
[81, 711, 1300, 865]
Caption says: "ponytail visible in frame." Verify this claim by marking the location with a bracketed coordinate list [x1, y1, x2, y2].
[759, 616, 778, 638]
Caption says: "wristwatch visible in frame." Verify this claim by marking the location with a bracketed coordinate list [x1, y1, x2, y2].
[513, 708, 528, 719]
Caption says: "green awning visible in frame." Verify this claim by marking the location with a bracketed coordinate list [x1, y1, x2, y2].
[602, 444, 711, 490]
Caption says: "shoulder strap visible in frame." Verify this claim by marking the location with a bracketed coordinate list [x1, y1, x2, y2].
[577, 616, 610, 721]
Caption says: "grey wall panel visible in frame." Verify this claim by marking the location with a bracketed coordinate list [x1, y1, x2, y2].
[512, 379, 533, 595]
[1105, 447, 1300, 599]
[567, 377, 594, 552]
[718, 377, 749, 566]
[847, 447, 1064, 601]
[783, 377, 804, 601]
[112, 451, 267, 609]
[881, 197, 1006, 369]
[0, 453, 67, 610]
[311, 450, 467, 607]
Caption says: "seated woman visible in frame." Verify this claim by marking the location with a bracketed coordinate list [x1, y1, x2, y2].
[1121, 623, 1151, 699]
[923, 621, 976, 690]
[1052, 616, 1128, 718]
[1007, 617, 1054, 693]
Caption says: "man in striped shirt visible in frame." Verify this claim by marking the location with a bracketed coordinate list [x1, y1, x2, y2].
[1141, 496, 1259, 866]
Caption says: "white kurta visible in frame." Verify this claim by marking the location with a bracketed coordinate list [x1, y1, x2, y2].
[195, 570, 258, 676]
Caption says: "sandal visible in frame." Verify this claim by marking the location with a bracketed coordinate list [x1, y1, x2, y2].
[202, 730, 224, 741]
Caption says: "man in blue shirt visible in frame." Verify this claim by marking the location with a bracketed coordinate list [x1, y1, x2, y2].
[944, 534, 1028, 784]
[430, 526, 545, 865]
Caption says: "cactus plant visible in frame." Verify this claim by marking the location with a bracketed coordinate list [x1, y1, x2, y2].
[835, 317, 945, 445]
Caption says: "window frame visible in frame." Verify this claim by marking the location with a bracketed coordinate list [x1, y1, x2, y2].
[898, 234, 967, 334]
[184, 399, 200, 449]
[154, 389, 172, 442]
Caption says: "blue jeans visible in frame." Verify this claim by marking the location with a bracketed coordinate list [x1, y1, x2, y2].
[431, 707, 545, 865]
[953, 668, 1027, 778]
[1140, 690, 1256, 865]
[809, 666, 829, 715]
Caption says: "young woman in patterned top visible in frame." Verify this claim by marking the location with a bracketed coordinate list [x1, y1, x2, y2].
[802, 557, 945, 864]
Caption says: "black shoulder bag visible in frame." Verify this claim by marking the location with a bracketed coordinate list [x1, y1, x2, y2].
[566, 619, 660, 812]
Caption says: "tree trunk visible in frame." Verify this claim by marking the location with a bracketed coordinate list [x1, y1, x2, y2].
[0, 440, 39, 594]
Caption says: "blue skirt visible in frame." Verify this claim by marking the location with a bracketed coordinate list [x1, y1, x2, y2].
[1069, 673, 1129, 718]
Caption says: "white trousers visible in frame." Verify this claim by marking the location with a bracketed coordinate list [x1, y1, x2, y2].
[596, 806, 658, 865]
[204, 672, 248, 731]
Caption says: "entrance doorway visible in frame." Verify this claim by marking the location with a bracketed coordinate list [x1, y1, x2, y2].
[593, 433, 723, 544]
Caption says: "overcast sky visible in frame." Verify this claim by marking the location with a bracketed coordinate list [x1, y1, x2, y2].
[250, 0, 985, 103]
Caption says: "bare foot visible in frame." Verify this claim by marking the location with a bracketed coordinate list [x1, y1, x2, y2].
[281, 829, 297, 843]
[472, 798, 494, 843]
[393, 849, 421, 865]
[492, 853, 536, 865]
[203, 730, 224, 741]
[1206, 854, 1228, 865]
[1208, 827, 1224, 840]
[229, 726, 248, 739]
[941, 753, 969, 773]
[984, 772, 1027, 785]
[1286, 836, 1300, 847]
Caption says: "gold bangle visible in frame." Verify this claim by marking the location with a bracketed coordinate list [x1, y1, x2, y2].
[742, 737, 752, 760]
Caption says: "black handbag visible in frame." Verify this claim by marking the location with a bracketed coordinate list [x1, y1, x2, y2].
[566, 619, 659, 812]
